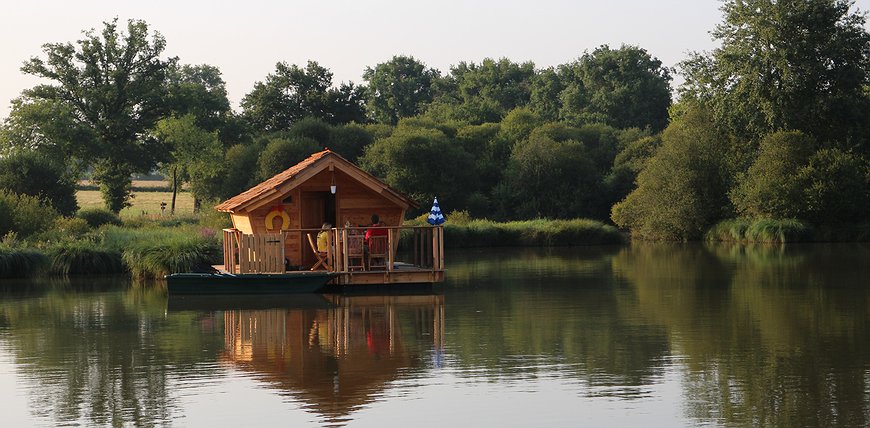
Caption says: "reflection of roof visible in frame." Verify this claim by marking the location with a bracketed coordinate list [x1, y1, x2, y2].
[215, 149, 417, 213]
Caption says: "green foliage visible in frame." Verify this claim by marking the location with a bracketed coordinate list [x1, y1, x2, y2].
[0, 245, 48, 278]
[359, 120, 475, 211]
[363, 55, 439, 124]
[798, 148, 870, 225]
[437, 218, 623, 248]
[165, 63, 232, 133]
[256, 136, 321, 181]
[496, 129, 601, 219]
[219, 143, 260, 198]
[21, 18, 173, 212]
[680, 0, 870, 147]
[612, 107, 730, 240]
[122, 233, 221, 279]
[0, 190, 59, 239]
[0, 150, 79, 216]
[731, 131, 817, 219]
[498, 107, 543, 144]
[92, 160, 134, 214]
[431, 58, 536, 124]
[562, 45, 672, 131]
[153, 114, 224, 202]
[241, 61, 366, 131]
[706, 218, 812, 243]
[329, 123, 374, 163]
[76, 208, 122, 228]
[288, 117, 333, 145]
[48, 241, 124, 275]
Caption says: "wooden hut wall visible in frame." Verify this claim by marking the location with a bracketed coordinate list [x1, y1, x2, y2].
[230, 166, 407, 267]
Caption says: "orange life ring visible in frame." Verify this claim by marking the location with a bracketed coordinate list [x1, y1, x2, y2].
[265, 208, 290, 230]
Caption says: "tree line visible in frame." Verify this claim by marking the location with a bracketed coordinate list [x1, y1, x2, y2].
[2, 0, 869, 241]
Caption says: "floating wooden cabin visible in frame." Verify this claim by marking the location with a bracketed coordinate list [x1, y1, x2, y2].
[214, 150, 444, 285]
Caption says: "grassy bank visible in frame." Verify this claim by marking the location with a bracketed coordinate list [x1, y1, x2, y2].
[405, 214, 624, 248]
[706, 218, 870, 243]
[1, 210, 226, 279]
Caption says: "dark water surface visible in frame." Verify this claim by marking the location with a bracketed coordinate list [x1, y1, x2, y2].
[1, 243, 868, 427]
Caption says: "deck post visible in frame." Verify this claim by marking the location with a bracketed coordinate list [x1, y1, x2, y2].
[388, 228, 394, 272]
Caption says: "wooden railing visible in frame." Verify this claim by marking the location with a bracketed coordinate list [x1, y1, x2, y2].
[222, 226, 445, 275]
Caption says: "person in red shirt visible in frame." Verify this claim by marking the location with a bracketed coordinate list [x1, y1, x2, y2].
[364, 214, 387, 243]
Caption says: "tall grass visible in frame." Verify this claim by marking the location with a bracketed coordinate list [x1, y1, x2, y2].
[48, 241, 124, 275]
[0, 246, 48, 278]
[706, 218, 812, 243]
[404, 216, 624, 248]
[122, 233, 221, 279]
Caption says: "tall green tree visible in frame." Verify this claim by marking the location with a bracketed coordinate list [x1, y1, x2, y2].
[612, 106, 731, 240]
[241, 61, 365, 131]
[680, 0, 870, 149]
[564, 45, 672, 131]
[165, 64, 232, 133]
[363, 55, 439, 124]
[430, 58, 536, 124]
[153, 115, 223, 213]
[20, 18, 174, 213]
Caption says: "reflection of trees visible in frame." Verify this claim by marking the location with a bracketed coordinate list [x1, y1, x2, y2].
[446, 247, 670, 393]
[220, 294, 444, 426]
[0, 278, 225, 427]
[614, 243, 870, 426]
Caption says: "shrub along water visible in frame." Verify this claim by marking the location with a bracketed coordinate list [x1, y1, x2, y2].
[48, 241, 124, 275]
[405, 214, 624, 248]
[0, 246, 48, 278]
[706, 218, 812, 243]
[76, 208, 123, 228]
[122, 232, 221, 279]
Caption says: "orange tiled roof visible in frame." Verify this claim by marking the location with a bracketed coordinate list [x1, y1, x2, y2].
[215, 149, 331, 212]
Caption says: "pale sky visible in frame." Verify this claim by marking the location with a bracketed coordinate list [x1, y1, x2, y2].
[1, 0, 869, 121]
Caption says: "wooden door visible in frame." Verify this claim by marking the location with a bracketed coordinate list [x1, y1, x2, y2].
[300, 192, 327, 267]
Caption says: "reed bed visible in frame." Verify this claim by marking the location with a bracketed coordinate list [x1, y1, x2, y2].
[706, 218, 812, 243]
[48, 241, 124, 275]
[405, 216, 624, 248]
[0, 246, 48, 278]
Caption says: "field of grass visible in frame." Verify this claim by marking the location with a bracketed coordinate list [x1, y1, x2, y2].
[77, 190, 196, 218]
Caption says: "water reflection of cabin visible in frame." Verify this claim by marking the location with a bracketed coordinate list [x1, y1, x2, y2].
[221, 294, 445, 424]
[214, 149, 445, 285]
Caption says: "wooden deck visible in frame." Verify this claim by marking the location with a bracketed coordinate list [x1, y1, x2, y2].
[220, 226, 445, 286]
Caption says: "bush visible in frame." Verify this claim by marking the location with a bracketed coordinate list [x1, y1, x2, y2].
[0, 150, 79, 216]
[0, 190, 59, 239]
[400, 218, 623, 248]
[123, 233, 221, 279]
[730, 131, 816, 219]
[0, 245, 48, 278]
[77, 208, 122, 228]
[257, 136, 321, 181]
[611, 106, 730, 241]
[48, 241, 124, 275]
[706, 218, 812, 243]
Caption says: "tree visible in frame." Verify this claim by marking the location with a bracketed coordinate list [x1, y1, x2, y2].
[565, 45, 672, 131]
[359, 120, 475, 211]
[612, 107, 730, 240]
[429, 58, 536, 124]
[256, 136, 321, 181]
[153, 115, 223, 212]
[680, 0, 870, 149]
[241, 61, 365, 131]
[20, 18, 174, 213]
[730, 131, 817, 219]
[363, 55, 439, 124]
[165, 64, 231, 132]
[0, 151, 78, 216]
[495, 131, 600, 219]
[797, 148, 869, 224]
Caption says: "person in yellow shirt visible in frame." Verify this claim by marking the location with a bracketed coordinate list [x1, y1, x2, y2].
[316, 223, 332, 253]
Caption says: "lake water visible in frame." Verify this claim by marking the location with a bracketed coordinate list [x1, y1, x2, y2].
[0, 243, 868, 427]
